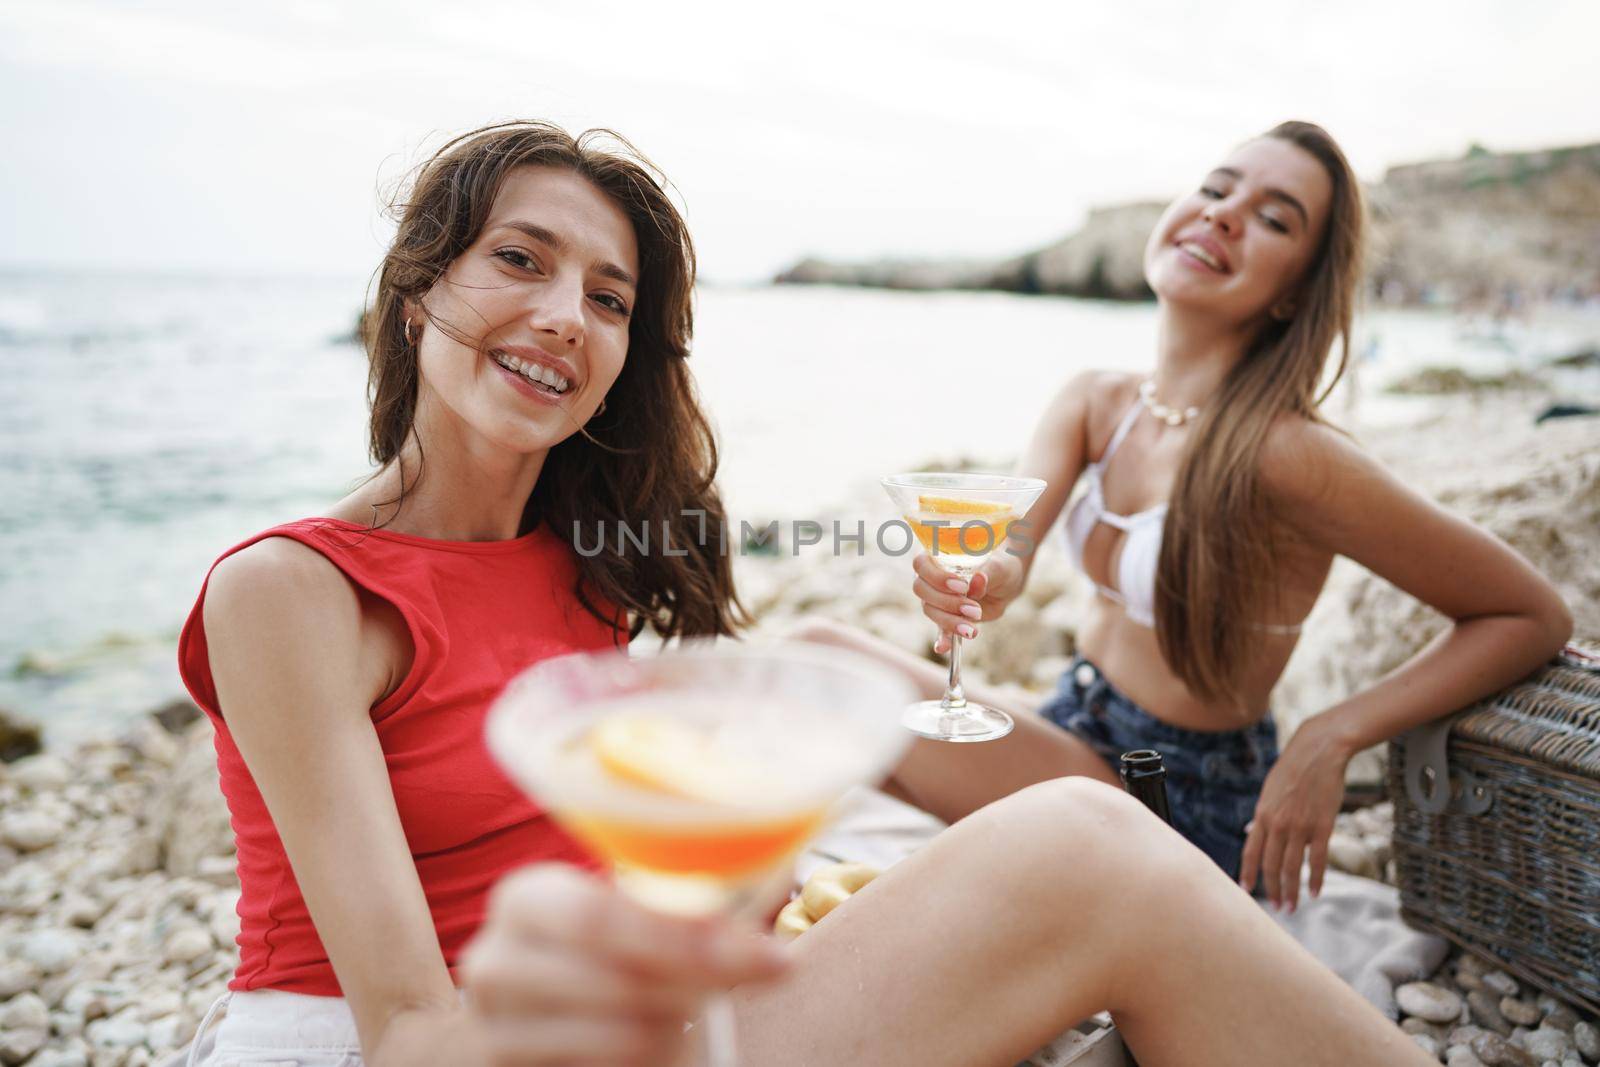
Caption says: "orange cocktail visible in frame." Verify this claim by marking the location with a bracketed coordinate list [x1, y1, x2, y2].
[906, 494, 1018, 564]
[566, 811, 827, 878]
[485, 643, 916, 1066]
[556, 709, 828, 886]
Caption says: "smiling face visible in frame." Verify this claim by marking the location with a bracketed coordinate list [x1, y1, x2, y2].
[410, 165, 639, 455]
[1144, 137, 1334, 328]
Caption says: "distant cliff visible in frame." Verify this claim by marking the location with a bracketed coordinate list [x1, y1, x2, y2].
[1367, 143, 1600, 304]
[775, 142, 1600, 304]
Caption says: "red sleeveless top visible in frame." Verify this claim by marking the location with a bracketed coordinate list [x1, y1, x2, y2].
[177, 517, 620, 996]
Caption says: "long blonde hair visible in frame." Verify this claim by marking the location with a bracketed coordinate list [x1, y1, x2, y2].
[1154, 121, 1366, 709]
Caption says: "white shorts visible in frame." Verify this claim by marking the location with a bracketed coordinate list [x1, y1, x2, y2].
[174, 988, 470, 1067]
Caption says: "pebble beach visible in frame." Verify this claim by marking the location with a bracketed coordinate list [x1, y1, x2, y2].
[1, 391, 1596, 1065]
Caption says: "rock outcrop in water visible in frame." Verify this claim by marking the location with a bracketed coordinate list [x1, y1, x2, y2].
[776, 142, 1600, 305]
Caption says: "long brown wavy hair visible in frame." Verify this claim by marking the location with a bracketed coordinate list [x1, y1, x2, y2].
[1154, 121, 1366, 709]
[361, 121, 743, 641]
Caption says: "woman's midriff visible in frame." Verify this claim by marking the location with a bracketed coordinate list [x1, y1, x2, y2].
[1075, 598, 1294, 732]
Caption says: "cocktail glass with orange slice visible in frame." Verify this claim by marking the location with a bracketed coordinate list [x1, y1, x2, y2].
[485, 641, 914, 1067]
[882, 472, 1047, 742]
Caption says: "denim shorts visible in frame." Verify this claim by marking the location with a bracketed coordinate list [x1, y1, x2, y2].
[1036, 658, 1278, 881]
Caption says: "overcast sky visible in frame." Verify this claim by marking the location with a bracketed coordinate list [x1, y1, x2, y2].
[2, 0, 1597, 283]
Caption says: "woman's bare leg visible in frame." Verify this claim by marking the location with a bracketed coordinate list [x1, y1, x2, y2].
[790, 618, 1120, 823]
[733, 779, 1430, 1067]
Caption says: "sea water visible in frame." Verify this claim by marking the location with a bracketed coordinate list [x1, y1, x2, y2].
[2, 267, 1595, 742]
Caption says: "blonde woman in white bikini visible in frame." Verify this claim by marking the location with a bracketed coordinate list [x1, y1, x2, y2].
[801, 119, 1571, 910]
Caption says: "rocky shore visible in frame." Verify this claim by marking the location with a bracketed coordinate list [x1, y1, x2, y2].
[775, 141, 1600, 305]
[0, 713, 237, 1067]
[1, 394, 1596, 1065]
[2, 717, 1596, 1065]
[1392, 949, 1600, 1066]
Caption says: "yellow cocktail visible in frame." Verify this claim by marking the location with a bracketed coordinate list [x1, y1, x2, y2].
[883, 473, 1047, 742]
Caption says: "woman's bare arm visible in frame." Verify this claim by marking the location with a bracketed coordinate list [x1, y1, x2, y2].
[922, 369, 1110, 650]
[203, 540, 490, 1066]
[1242, 420, 1573, 906]
[1265, 418, 1571, 741]
[1010, 369, 1103, 574]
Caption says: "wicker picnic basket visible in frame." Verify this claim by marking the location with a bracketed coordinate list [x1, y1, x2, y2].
[1388, 641, 1600, 1017]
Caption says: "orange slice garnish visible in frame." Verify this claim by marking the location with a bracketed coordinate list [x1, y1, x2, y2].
[589, 714, 763, 804]
[917, 494, 1012, 516]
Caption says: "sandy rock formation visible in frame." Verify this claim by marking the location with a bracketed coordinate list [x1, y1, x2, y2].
[775, 141, 1600, 305]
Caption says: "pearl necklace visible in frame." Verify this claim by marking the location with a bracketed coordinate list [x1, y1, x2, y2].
[1138, 379, 1202, 427]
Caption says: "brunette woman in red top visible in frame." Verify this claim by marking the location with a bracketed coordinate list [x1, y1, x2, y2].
[175, 122, 743, 1064]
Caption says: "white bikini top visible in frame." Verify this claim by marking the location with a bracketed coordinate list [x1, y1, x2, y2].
[1063, 399, 1165, 627]
[1061, 397, 1303, 635]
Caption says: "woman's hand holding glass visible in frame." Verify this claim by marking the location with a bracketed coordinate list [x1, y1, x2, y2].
[461, 864, 789, 1067]
[916, 551, 1026, 656]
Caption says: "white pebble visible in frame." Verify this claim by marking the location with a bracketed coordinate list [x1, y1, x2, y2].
[86, 1007, 147, 1049]
[25, 1048, 90, 1067]
[133, 990, 180, 1023]
[61, 982, 115, 1022]
[1524, 1028, 1574, 1060]
[11, 754, 72, 791]
[59, 892, 110, 929]
[0, 960, 40, 999]
[0, 810, 66, 852]
[20, 927, 86, 974]
[1327, 830, 1379, 879]
[162, 926, 212, 965]
[1574, 1022, 1599, 1061]
[0, 1028, 48, 1065]
[195, 855, 237, 887]
[1401, 981, 1467, 1024]
[0, 991, 50, 1031]
[51, 1007, 86, 1037]
[1483, 970, 1520, 998]
[144, 1013, 182, 1050]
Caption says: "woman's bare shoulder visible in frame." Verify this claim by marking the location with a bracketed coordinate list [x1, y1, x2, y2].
[1258, 413, 1375, 507]
[1079, 369, 1141, 408]
[204, 536, 367, 662]
[1038, 369, 1140, 436]
[1077, 370, 1142, 451]
[208, 536, 353, 610]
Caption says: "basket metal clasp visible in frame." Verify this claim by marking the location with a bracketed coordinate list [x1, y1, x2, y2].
[1402, 717, 1494, 815]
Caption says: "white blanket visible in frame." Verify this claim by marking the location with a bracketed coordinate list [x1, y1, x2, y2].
[1265, 868, 1450, 1020]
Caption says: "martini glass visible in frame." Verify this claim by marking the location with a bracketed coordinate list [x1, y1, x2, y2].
[486, 640, 914, 1067]
[882, 472, 1047, 742]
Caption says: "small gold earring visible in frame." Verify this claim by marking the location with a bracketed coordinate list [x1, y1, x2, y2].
[403, 319, 414, 345]
[594, 398, 607, 417]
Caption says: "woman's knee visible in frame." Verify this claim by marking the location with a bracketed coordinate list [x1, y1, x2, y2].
[1000, 777, 1200, 881]
[1013, 774, 1145, 827]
